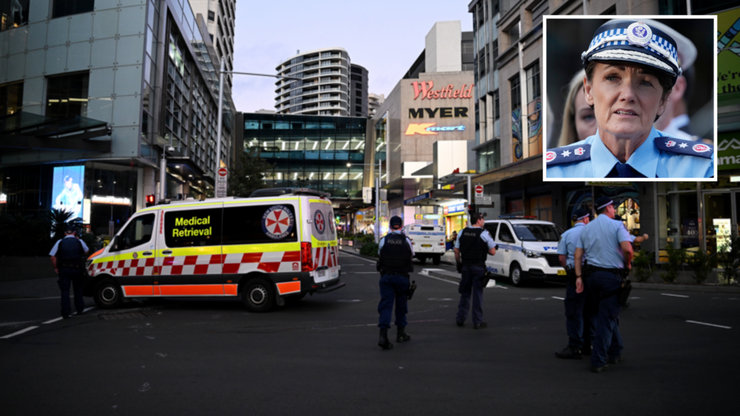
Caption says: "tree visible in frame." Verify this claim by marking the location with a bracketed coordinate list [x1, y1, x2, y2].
[227, 148, 274, 197]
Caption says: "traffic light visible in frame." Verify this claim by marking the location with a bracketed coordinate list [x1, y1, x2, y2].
[468, 204, 476, 215]
[146, 194, 156, 207]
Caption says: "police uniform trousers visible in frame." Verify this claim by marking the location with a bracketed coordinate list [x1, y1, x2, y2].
[58, 267, 86, 317]
[456, 265, 485, 325]
[588, 270, 624, 368]
[377, 273, 410, 329]
[564, 277, 595, 350]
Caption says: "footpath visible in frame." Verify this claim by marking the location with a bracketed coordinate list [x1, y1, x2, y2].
[338, 246, 740, 294]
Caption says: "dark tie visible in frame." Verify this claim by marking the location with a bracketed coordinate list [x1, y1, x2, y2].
[607, 163, 646, 178]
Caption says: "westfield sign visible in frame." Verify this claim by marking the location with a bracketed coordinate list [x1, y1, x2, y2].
[411, 81, 474, 100]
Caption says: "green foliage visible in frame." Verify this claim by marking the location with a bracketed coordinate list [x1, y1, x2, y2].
[48, 208, 82, 242]
[227, 148, 275, 197]
[355, 233, 375, 244]
[686, 248, 713, 284]
[717, 235, 740, 285]
[661, 244, 685, 283]
[632, 249, 653, 283]
[360, 242, 379, 257]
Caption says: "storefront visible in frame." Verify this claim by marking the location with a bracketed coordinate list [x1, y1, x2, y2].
[443, 203, 468, 236]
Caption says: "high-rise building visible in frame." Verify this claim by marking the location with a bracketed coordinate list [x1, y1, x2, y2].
[368, 93, 385, 117]
[0, 0, 234, 235]
[188, 0, 236, 87]
[275, 48, 369, 117]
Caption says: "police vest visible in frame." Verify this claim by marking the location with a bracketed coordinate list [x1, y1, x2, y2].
[459, 228, 488, 267]
[57, 238, 84, 269]
[379, 233, 413, 274]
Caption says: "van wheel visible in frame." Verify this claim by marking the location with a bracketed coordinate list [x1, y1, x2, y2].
[509, 263, 524, 287]
[432, 255, 441, 265]
[242, 277, 275, 312]
[94, 278, 123, 309]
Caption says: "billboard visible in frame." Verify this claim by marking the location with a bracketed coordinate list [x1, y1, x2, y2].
[52, 166, 85, 220]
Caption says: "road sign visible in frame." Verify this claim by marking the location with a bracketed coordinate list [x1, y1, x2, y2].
[475, 185, 484, 195]
[362, 187, 372, 203]
[216, 168, 228, 198]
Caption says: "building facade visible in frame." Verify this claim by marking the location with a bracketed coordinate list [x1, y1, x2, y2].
[468, 0, 740, 266]
[188, 0, 236, 88]
[0, 0, 233, 237]
[349, 64, 368, 117]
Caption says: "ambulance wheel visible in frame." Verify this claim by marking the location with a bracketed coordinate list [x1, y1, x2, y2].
[93, 278, 123, 309]
[432, 255, 441, 265]
[243, 277, 275, 312]
[509, 263, 524, 287]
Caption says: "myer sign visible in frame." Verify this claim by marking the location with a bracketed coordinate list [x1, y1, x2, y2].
[718, 132, 740, 170]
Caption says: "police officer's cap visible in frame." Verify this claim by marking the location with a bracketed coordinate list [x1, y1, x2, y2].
[582, 20, 682, 84]
[390, 216, 403, 229]
[65, 224, 77, 233]
[572, 209, 590, 221]
[595, 197, 614, 210]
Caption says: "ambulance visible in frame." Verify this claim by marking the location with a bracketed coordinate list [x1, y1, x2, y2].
[84, 188, 344, 312]
[404, 224, 446, 265]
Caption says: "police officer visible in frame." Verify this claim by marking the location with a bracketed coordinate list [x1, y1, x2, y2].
[555, 208, 594, 359]
[454, 212, 496, 329]
[376, 216, 414, 350]
[574, 197, 633, 373]
[49, 224, 89, 319]
[545, 20, 714, 179]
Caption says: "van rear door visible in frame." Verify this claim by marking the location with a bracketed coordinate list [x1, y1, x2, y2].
[309, 199, 340, 282]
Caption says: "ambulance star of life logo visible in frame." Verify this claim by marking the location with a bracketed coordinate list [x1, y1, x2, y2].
[262, 205, 294, 240]
[666, 140, 676, 147]
[314, 209, 326, 235]
[692, 144, 711, 153]
[546, 151, 556, 162]
[575, 147, 585, 156]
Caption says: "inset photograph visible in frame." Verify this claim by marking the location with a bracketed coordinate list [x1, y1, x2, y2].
[543, 16, 717, 181]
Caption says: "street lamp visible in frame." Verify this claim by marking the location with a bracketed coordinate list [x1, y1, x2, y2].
[215, 58, 302, 196]
[347, 160, 384, 243]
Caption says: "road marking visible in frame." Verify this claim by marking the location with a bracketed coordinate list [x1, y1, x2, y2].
[337, 299, 361, 302]
[0, 326, 39, 339]
[662, 293, 689, 298]
[552, 296, 564, 300]
[686, 320, 731, 330]
[0, 321, 37, 328]
[354, 272, 378, 274]
[338, 251, 376, 263]
[43, 317, 64, 324]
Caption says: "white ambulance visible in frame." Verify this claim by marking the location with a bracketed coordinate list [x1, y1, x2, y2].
[84, 188, 343, 312]
[483, 216, 566, 286]
[404, 224, 446, 265]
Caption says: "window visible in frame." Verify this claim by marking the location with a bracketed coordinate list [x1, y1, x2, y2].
[498, 224, 515, 243]
[1, 0, 29, 32]
[222, 204, 298, 244]
[526, 61, 541, 103]
[46, 73, 89, 119]
[52, 0, 94, 18]
[510, 76, 521, 112]
[208, 10, 215, 21]
[165, 208, 223, 247]
[112, 214, 155, 252]
[484, 222, 499, 237]
[0, 82, 23, 116]
[508, 22, 520, 46]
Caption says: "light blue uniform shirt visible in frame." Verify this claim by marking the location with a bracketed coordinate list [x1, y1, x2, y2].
[556, 222, 586, 268]
[454, 226, 496, 250]
[378, 229, 414, 256]
[49, 235, 89, 256]
[546, 128, 714, 179]
[577, 215, 633, 269]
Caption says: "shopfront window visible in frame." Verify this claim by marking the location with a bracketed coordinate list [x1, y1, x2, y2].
[705, 192, 732, 255]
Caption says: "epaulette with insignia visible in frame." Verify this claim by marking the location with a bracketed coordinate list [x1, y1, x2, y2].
[545, 144, 592, 166]
[655, 137, 713, 159]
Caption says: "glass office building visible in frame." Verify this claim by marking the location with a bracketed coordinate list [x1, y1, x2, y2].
[241, 113, 369, 199]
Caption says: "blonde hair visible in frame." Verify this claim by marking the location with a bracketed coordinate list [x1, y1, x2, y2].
[558, 70, 587, 147]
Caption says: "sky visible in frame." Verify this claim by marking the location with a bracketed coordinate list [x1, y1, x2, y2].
[231, 0, 474, 113]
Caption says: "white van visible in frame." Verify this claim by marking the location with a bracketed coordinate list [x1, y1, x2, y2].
[483, 217, 566, 286]
[404, 224, 446, 265]
[84, 188, 343, 312]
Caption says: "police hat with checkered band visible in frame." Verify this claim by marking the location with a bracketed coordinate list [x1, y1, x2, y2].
[581, 20, 682, 85]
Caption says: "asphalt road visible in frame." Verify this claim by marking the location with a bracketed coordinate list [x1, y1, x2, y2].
[1, 252, 739, 415]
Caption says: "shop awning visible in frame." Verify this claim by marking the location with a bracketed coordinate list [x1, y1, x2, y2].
[403, 189, 467, 206]
[0, 112, 112, 152]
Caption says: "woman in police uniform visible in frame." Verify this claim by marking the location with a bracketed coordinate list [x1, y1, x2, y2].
[546, 20, 714, 179]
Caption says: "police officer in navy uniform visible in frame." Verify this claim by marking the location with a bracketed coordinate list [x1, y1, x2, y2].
[545, 20, 714, 179]
[376, 216, 414, 350]
[574, 197, 633, 373]
[454, 212, 496, 329]
[49, 224, 89, 319]
[555, 208, 595, 359]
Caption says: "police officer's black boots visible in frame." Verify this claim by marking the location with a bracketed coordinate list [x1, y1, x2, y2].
[378, 328, 394, 350]
[396, 327, 411, 343]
